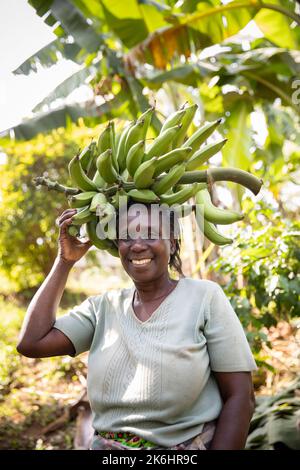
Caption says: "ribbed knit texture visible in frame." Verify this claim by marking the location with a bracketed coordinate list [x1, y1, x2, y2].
[54, 278, 258, 447]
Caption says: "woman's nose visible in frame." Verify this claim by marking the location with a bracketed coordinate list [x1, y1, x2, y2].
[130, 237, 148, 251]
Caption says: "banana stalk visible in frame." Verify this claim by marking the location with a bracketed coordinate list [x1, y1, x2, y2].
[178, 168, 263, 195]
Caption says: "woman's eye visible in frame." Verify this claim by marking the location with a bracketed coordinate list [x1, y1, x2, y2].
[118, 229, 161, 242]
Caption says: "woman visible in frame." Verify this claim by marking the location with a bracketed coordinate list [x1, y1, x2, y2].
[17, 200, 257, 450]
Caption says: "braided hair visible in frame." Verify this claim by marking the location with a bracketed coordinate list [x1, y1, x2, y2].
[115, 198, 184, 278]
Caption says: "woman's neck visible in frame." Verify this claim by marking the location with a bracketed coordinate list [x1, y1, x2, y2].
[133, 272, 176, 303]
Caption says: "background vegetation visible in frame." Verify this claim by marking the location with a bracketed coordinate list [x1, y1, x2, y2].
[0, 0, 299, 449]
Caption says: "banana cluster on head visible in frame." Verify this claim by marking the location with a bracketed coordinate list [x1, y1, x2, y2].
[66, 103, 244, 255]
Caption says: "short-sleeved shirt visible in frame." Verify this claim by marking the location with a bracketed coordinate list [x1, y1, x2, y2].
[53, 277, 258, 447]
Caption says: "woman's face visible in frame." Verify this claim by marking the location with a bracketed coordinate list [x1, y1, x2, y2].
[117, 207, 176, 283]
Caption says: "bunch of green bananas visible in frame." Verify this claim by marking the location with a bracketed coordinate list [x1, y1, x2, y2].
[65, 103, 250, 255]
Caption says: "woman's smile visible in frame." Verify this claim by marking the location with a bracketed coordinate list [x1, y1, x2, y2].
[130, 258, 153, 266]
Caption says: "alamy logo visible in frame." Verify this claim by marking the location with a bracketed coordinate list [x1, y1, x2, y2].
[94, 197, 206, 250]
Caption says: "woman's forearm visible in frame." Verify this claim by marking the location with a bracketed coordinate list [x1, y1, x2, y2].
[17, 256, 74, 348]
[209, 396, 255, 450]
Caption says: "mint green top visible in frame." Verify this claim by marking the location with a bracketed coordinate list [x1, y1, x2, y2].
[53, 278, 258, 447]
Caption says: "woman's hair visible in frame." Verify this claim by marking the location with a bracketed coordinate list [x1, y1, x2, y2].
[115, 198, 184, 277]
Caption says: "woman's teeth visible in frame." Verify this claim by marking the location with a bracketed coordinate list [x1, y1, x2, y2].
[131, 258, 152, 265]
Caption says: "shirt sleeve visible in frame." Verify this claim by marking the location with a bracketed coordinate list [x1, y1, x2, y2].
[204, 283, 258, 372]
[53, 295, 99, 357]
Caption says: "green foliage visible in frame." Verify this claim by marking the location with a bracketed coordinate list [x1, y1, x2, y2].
[246, 378, 300, 450]
[0, 125, 102, 291]
[2, 0, 298, 140]
[209, 196, 300, 356]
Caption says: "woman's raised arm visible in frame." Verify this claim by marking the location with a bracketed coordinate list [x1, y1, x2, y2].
[17, 209, 91, 358]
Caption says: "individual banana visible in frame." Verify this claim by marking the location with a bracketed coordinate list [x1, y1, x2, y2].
[153, 147, 192, 177]
[97, 122, 111, 154]
[68, 225, 80, 237]
[124, 119, 145, 158]
[112, 188, 128, 208]
[184, 119, 222, 155]
[96, 149, 119, 184]
[127, 188, 160, 203]
[202, 219, 233, 245]
[133, 156, 158, 189]
[92, 170, 106, 189]
[79, 142, 96, 173]
[99, 215, 116, 240]
[106, 243, 119, 258]
[97, 202, 117, 240]
[71, 205, 94, 225]
[114, 126, 121, 152]
[86, 216, 119, 256]
[186, 139, 227, 171]
[195, 187, 244, 224]
[126, 140, 145, 177]
[137, 106, 154, 138]
[68, 191, 97, 208]
[121, 168, 132, 182]
[151, 163, 186, 195]
[172, 103, 198, 149]
[116, 121, 134, 172]
[101, 201, 116, 220]
[68, 155, 98, 191]
[109, 120, 119, 171]
[160, 108, 186, 133]
[159, 182, 206, 205]
[90, 193, 108, 213]
[143, 125, 181, 162]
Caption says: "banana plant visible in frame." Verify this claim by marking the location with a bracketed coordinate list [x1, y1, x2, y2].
[3, 0, 299, 140]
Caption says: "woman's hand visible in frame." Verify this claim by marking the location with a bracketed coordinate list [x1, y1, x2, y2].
[56, 209, 92, 265]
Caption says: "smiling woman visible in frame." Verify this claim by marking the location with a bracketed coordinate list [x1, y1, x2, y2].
[116, 200, 182, 323]
[16, 199, 258, 450]
[117, 199, 182, 277]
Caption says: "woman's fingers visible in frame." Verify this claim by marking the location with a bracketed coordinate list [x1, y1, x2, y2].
[59, 217, 74, 231]
[56, 209, 77, 227]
